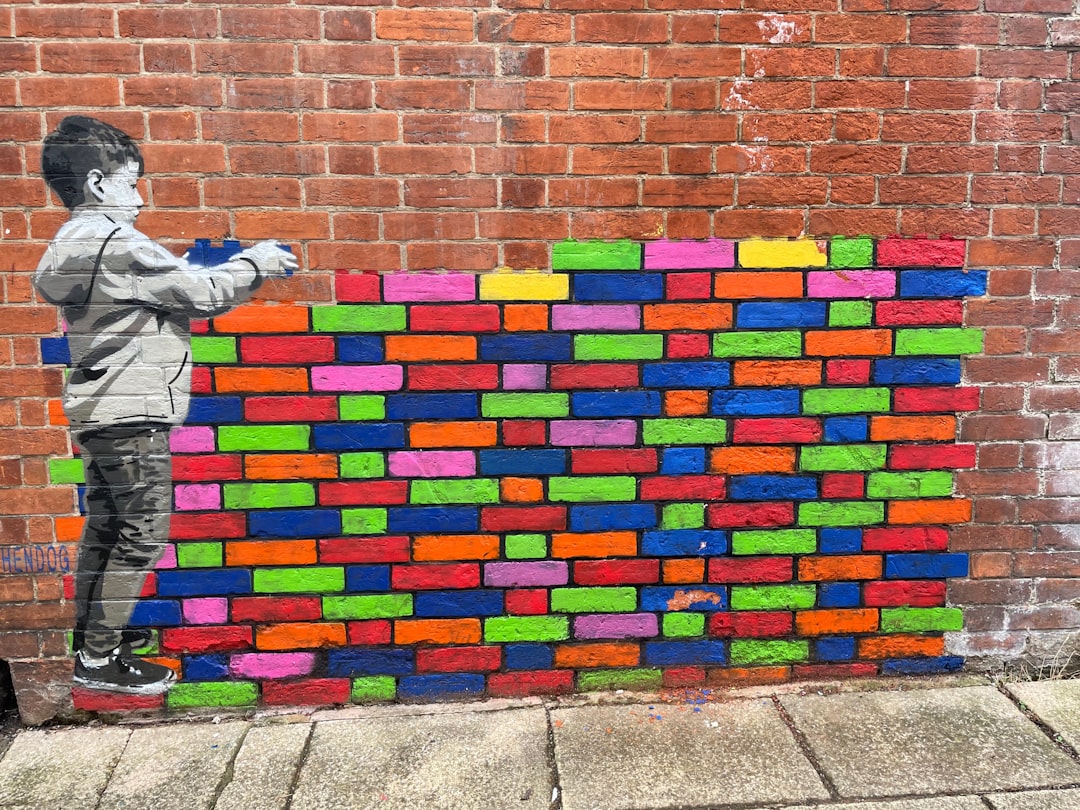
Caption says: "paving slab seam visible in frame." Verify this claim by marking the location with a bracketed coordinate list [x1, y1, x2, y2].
[280, 721, 315, 810]
[994, 681, 1080, 765]
[207, 723, 250, 810]
[770, 695, 840, 802]
[542, 704, 565, 810]
[91, 725, 134, 810]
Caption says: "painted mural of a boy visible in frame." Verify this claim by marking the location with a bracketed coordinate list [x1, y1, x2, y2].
[34, 116, 297, 695]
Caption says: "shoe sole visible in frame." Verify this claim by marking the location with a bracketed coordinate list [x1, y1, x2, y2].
[73, 673, 176, 697]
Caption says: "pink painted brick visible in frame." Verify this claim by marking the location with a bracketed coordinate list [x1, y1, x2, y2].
[484, 561, 569, 587]
[312, 365, 403, 391]
[155, 545, 177, 569]
[552, 305, 641, 331]
[645, 238, 736, 269]
[504, 364, 547, 390]
[551, 420, 637, 446]
[183, 597, 228, 625]
[574, 614, 659, 639]
[808, 271, 896, 299]
[383, 272, 476, 302]
[174, 484, 221, 512]
[388, 450, 476, 478]
[229, 652, 316, 680]
[170, 426, 215, 453]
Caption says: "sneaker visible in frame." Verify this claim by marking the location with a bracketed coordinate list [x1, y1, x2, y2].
[73, 651, 176, 696]
[73, 628, 154, 655]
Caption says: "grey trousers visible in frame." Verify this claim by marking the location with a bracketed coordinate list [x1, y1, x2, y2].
[74, 425, 172, 658]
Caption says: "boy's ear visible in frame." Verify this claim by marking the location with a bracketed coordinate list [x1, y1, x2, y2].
[85, 169, 106, 203]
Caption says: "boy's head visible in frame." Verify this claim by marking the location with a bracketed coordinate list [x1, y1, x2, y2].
[41, 116, 144, 212]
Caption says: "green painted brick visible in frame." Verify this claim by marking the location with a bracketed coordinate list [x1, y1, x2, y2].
[340, 452, 386, 479]
[803, 388, 890, 415]
[828, 300, 874, 327]
[730, 640, 810, 666]
[663, 613, 705, 638]
[662, 503, 705, 530]
[190, 336, 237, 364]
[731, 529, 816, 556]
[643, 418, 727, 445]
[579, 668, 663, 692]
[312, 305, 406, 333]
[339, 395, 385, 421]
[167, 681, 258, 709]
[49, 458, 84, 485]
[881, 607, 963, 633]
[481, 393, 569, 418]
[223, 483, 315, 510]
[549, 476, 637, 502]
[828, 237, 874, 269]
[342, 508, 389, 535]
[713, 331, 802, 358]
[324, 594, 413, 620]
[484, 615, 569, 642]
[218, 425, 310, 452]
[550, 587, 638, 613]
[866, 471, 954, 499]
[176, 542, 222, 569]
[254, 567, 345, 594]
[410, 479, 500, 504]
[575, 334, 664, 360]
[798, 501, 884, 527]
[800, 444, 887, 471]
[351, 676, 397, 702]
[506, 534, 547, 559]
[552, 239, 642, 270]
[731, 584, 816, 611]
[895, 328, 983, 356]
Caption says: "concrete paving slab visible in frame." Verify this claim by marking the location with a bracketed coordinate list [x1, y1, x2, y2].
[290, 707, 552, 810]
[551, 698, 830, 810]
[985, 788, 1080, 809]
[780, 686, 1080, 799]
[752, 797, 988, 810]
[0, 726, 130, 810]
[97, 721, 248, 810]
[214, 722, 311, 810]
[1007, 680, 1080, 752]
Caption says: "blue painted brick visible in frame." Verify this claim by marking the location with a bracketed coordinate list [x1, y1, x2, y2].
[188, 238, 243, 267]
[572, 391, 661, 417]
[882, 656, 964, 675]
[819, 528, 862, 554]
[641, 586, 727, 612]
[504, 643, 554, 670]
[399, 674, 486, 699]
[900, 270, 987, 299]
[729, 475, 818, 500]
[824, 416, 869, 442]
[885, 553, 968, 579]
[479, 449, 567, 476]
[249, 509, 342, 538]
[414, 590, 505, 617]
[873, 359, 961, 385]
[642, 362, 731, 388]
[40, 337, 70, 365]
[645, 640, 728, 666]
[737, 301, 827, 328]
[815, 637, 855, 662]
[346, 565, 391, 592]
[313, 423, 406, 450]
[387, 394, 477, 420]
[388, 507, 479, 534]
[573, 273, 664, 302]
[156, 570, 252, 597]
[129, 599, 182, 626]
[186, 396, 243, 424]
[570, 504, 657, 532]
[818, 582, 861, 608]
[184, 654, 230, 681]
[642, 530, 728, 556]
[328, 648, 415, 677]
[660, 448, 706, 474]
[337, 336, 384, 362]
[711, 389, 800, 416]
[479, 335, 572, 362]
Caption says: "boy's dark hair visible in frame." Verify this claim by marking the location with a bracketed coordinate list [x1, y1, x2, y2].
[41, 116, 144, 209]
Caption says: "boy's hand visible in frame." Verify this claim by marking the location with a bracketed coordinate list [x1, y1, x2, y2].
[241, 241, 299, 278]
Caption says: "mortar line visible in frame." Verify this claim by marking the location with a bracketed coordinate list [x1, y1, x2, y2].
[771, 695, 841, 801]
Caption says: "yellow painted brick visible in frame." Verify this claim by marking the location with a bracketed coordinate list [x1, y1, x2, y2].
[738, 239, 828, 269]
[479, 272, 570, 301]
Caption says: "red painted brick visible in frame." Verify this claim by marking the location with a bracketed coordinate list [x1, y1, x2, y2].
[863, 527, 949, 552]
[348, 620, 393, 645]
[708, 611, 793, 637]
[894, 387, 980, 413]
[864, 580, 947, 607]
[391, 564, 480, 591]
[409, 305, 502, 333]
[408, 365, 500, 391]
[240, 337, 336, 365]
[172, 455, 242, 483]
[417, 646, 502, 673]
[245, 396, 338, 423]
[231, 597, 322, 624]
[481, 506, 567, 532]
[889, 444, 977, 470]
[319, 481, 408, 507]
[488, 670, 574, 697]
[171, 513, 246, 541]
[641, 475, 726, 501]
[550, 364, 640, 389]
[319, 537, 411, 564]
[161, 626, 252, 654]
[571, 449, 658, 474]
[505, 589, 548, 615]
[708, 557, 793, 584]
[733, 419, 822, 444]
[574, 559, 659, 586]
[263, 679, 351, 707]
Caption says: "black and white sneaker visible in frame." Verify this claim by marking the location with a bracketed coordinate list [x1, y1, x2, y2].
[73, 651, 176, 696]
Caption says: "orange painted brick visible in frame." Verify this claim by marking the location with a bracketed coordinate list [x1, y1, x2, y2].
[735, 360, 822, 386]
[501, 477, 545, 502]
[212, 304, 310, 334]
[705, 666, 791, 687]
[870, 415, 956, 442]
[665, 390, 709, 416]
[55, 516, 84, 542]
[858, 634, 945, 659]
[226, 540, 318, 567]
[554, 642, 640, 669]
[795, 608, 879, 636]
[799, 555, 882, 581]
[643, 303, 732, 331]
[412, 534, 500, 561]
[47, 400, 67, 426]
[384, 335, 477, 362]
[805, 329, 892, 356]
[394, 618, 481, 645]
[711, 446, 796, 474]
[215, 367, 308, 394]
[503, 304, 549, 331]
[715, 272, 803, 299]
[256, 622, 347, 651]
[662, 558, 705, 584]
[889, 498, 972, 525]
[551, 531, 638, 558]
[245, 454, 338, 480]
[409, 421, 498, 447]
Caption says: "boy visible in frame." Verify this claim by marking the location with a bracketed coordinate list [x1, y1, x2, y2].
[34, 116, 298, 695]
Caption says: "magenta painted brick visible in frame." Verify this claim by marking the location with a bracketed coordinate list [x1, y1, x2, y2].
[155, 545, 177, 570]
[551, 305, 641, 331]
[574, 613, 659, 639]
[174, 484, 221, 512]
[388, 450, 476, 478]
[170, 426, 215, 453]
[183, 597, 228, 625]
[484, 561, 569, 587]
[312, 365, 403, 391]
[503, 364, 547, 390]
[877, 237, 964, 268]
[645, 239, 736, 269]
[550, 420, 637, 446]
[383, 272, 477, 302]
[808, 271, 896, 299]
[229, 652, 316, 679]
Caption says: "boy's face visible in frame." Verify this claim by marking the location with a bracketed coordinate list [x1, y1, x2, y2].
[86, 160, 143, 224]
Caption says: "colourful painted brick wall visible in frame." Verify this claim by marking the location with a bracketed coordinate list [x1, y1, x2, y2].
[44, 236, 985, 712]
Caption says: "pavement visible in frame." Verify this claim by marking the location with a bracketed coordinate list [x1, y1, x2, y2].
[2, 674, 1080, 809]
